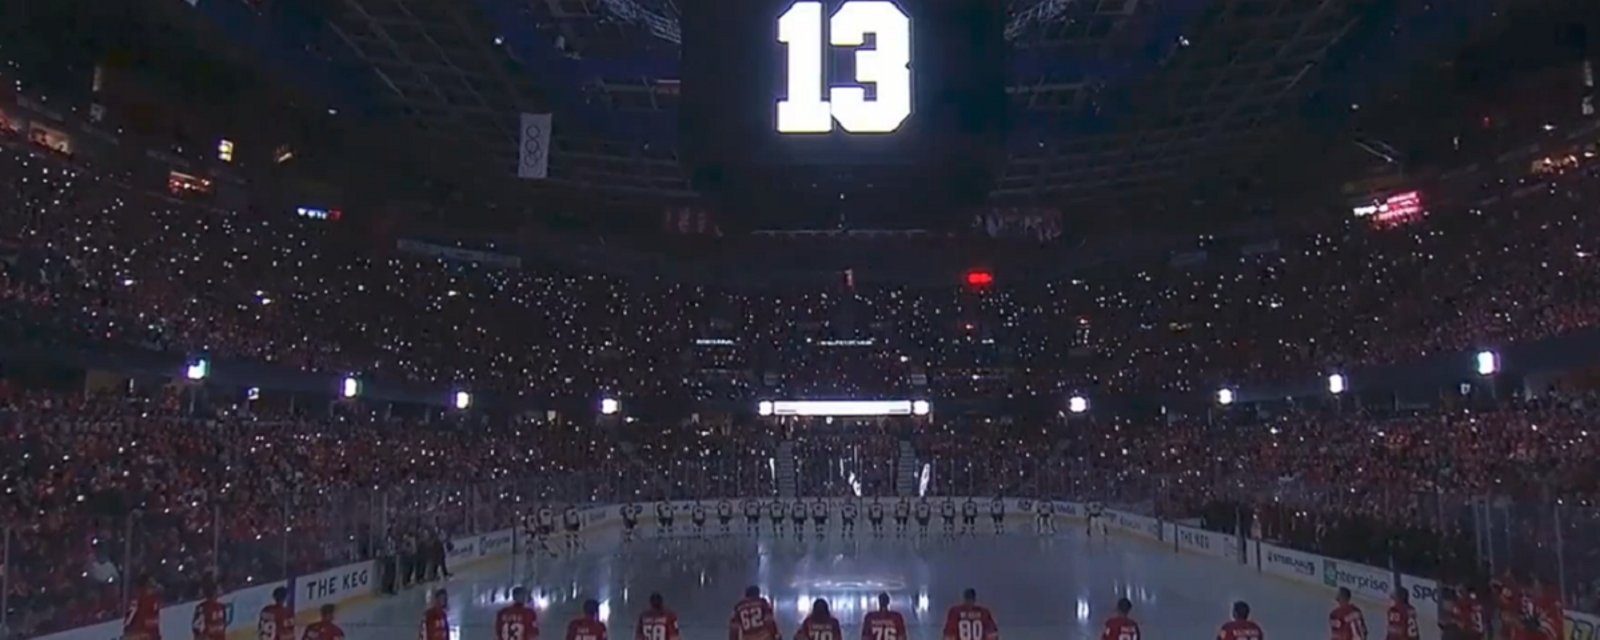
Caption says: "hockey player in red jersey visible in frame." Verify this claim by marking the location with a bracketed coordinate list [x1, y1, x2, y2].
[637, 593, 681, 640]
[124, 574, 162, 640]
[1100, 597, 1140, 640]
[1217, 601, 1265, 640]
[1329, 588, 1368, 640]
[795, 599, 842, 640]
[943, 588, 999, 640]
[1386, 589, 1420, 640]
[497, 586, 541, 640]
[192, 579, 227, 640]
[730, 586, 780, 640]
[566, 599, 609, 640]
[862, 593, 907, 640]
[303, 604, 347, 640]
[259, 587, 295, 640]
[420, 589, 451, 640]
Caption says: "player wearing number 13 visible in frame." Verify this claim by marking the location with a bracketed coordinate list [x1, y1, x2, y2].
[943, 589, 999, 640]
[497, 586, 541, 640]
[796, 599, 843, 640]
[730, 586, 780, 640]
[637, 593, 681, 640]
[862, 593, 907, 640]
[568, 599, 609, 640]
[420, 589, 450, 640]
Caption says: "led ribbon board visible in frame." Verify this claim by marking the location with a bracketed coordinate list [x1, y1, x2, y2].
[776, 1, 912, 133]
[764, 400, 930, 416]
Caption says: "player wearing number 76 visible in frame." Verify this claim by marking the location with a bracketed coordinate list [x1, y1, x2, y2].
[862, 593, 908, 640]
[637, 593, 681, 640]
[943, 589, 999, 640]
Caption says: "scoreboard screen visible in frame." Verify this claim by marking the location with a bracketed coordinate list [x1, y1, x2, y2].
[679, 0, 1007, 228]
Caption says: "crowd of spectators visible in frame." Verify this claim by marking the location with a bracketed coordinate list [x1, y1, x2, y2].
[5, 71, 1600, 639]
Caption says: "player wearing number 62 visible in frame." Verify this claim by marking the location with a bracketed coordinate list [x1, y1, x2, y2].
[943, 589, 999, 640]
[796, 599, 843, 640]
[566, 599, 609, 640]
[730, 585, 781, 640]
[862, 593, 907, 640]
[636, 593, 682, 640]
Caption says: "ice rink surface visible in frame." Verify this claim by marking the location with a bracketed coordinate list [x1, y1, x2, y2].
[333, 520, 1355, 640]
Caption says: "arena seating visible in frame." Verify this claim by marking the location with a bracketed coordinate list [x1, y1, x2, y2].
[4, 87, 1600, 639]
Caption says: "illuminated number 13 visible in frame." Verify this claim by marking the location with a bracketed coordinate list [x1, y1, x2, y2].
[777, 1, 911, 133]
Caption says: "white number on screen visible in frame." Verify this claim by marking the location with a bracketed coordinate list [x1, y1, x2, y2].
[777, 1, 911, 134]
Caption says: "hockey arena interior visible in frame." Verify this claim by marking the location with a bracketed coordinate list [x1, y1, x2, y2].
[2, 0, 1600, 638]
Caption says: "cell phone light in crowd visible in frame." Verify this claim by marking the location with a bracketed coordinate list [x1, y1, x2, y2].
[911, 399, 931, 416]
[600, 397, 620, 415]
[1475, 350, 1499, 376]
[757, 400, 774, 416]
[216, 139, 234, 163]
[1067, 395, 1088, 414]
[453, 391, 472, 410]
[341, 376, 361, 399]
[1327, 373, 1347, 395]
[184, 358, 209, 381]
[246, 387, 260, 401]
[1216, 388, 1235, 405]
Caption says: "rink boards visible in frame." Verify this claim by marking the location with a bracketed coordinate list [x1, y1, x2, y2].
[34, 498, 1600, 640]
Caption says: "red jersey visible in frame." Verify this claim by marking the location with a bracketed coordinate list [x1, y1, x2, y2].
[1329, 603, 1368, 640]
[567, 617, 609, 640]
[730, 597, 779, 640]
[303, 621, 347, 640]
[862, 610, 908, 640]
[637, 609, 681, 640]
[1217, 620, 1265, 640]
[125, 591, 162, 640]
[192, 598, 228, 640]
[795, 615, 842, 640]
[943, 604, 998, 640]
[1456, 596, 1485, 637]
[1385, 604, 1419, 640]
[420, 605, 450, 640]
[1528, 593, 1564, 640]
[260, 604, 295, 640]
[497, 603, 541, 640]
[1100, 615, 1141, 640]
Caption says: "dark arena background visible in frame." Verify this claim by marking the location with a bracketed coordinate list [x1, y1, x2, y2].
[3, 0, 1600, 639]
[679, 0, 1010, 230]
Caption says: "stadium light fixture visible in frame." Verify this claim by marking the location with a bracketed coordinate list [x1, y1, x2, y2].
[185, 358, 209, 381]
[911, 400, 931, 416]
[1475, 350, 1499, 376]
[1067, 395, 1088, 414]
[1216, 388, 1235, 406]
[453, 391, 472, 410]
[600, 397, 620, 415]
[341, 376, 361, 399]
[757, 400, 774, 416]
[1327, 373, 1347, 395]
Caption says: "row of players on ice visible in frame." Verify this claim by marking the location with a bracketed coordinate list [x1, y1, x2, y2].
[179, 581, 1471, 640]
[527, 498, 1091, 543]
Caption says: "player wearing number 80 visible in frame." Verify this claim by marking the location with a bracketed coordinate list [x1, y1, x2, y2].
[943, 589, 999, 640]
[567, 599, 609, 640]
[636, 593, 682, 640]
[796, 599, 843, 640]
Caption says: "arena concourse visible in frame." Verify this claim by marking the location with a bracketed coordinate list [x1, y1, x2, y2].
[3, 0, 1600, 639]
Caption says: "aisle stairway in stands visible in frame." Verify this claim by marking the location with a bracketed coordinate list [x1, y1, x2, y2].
[775, 441, 798, 497]
[895, 440, 919, 496]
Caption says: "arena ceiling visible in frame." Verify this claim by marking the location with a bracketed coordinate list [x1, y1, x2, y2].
[270, 0, 1482, 216]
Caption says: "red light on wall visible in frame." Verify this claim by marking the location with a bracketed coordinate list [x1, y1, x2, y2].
[965, 270, 994, 287]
